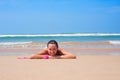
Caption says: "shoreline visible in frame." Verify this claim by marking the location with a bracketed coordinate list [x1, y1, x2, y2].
[0, 41, 120, 56]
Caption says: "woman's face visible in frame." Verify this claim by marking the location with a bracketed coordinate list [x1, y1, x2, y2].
[47, 44, 58, 56]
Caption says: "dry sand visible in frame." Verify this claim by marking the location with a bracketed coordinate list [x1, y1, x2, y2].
[0, 56, 120, 80]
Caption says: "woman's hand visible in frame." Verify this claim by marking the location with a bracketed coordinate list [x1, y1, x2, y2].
[48, 56, 60, 59]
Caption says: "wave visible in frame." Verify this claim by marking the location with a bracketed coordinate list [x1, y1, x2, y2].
[0, 41, 33, 45]
[109, 41, 120, 45]
[0, 33, 120, 37]
[0, 41, 120, 46]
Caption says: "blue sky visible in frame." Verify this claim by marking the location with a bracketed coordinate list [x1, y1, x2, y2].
[0, 0, 120, 34]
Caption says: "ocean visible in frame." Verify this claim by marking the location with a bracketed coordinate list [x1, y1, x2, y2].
[0, 33, 120, 43]
[0, 33, 120, 56]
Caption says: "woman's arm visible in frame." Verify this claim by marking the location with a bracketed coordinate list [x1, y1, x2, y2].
[29, 49, 48, 59]
[57, 49, 76, 59]
[29, 48, 76, 59]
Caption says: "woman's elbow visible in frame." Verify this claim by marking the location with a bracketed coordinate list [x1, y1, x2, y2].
[70, 55, 76, 59]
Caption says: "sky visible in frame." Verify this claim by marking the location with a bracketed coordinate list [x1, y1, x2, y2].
[0, 0, 120, 34]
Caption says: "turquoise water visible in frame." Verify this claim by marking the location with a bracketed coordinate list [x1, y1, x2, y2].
[0, 33, 120, 43]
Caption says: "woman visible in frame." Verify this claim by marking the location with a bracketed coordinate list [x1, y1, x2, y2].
[29, 40, 76, 59]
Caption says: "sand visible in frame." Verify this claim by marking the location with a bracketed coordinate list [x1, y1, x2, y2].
[0, 42, 120, 80]
[0, 56, 120, 80]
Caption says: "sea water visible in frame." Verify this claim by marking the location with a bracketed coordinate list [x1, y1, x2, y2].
[0, 33, 120, 43]
[0, 33, 120, 56]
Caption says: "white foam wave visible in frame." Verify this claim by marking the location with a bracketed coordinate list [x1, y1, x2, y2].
[109, 41, 120, 45]
[0, 33, 120, 37]
[0, 42, 32, 45]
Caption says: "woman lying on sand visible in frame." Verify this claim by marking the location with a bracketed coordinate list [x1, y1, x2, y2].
[18, 40, 76, 59]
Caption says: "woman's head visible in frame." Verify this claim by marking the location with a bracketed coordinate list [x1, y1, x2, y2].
[47, 40, 58, 56]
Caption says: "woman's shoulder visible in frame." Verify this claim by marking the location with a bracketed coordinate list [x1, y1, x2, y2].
[37, 48, 48, 55]
[57, 48, 64, 52]
[57, 48, 64, 55]
[43, 48, 49, 53]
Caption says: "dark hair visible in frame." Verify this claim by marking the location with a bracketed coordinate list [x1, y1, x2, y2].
[47, 40, 58, 48]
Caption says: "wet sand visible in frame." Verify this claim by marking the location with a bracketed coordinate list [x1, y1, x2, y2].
[0, 42, 120, 56]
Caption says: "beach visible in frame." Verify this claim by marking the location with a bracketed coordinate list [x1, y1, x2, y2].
[0, 34, 120, 80]
[0, 41, 120, 80]
[0, 56, 120, 80]
[1, 0, 120, 79]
